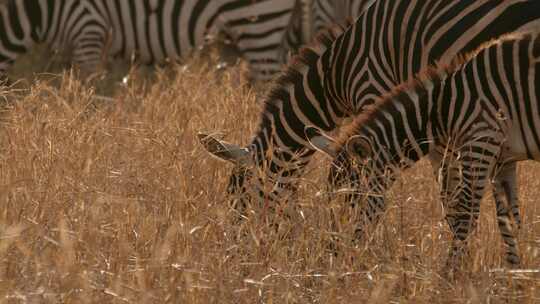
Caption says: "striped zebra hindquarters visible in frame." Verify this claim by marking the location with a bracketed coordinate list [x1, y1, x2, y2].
[280, 0, 370, 64]
[0, 0, 109, 82]
[312, 0, 373, 34]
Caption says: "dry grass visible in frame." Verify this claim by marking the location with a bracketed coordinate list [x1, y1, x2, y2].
[0, 55, 538, 303]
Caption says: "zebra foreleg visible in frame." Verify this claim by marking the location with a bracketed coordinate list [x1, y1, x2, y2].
[442, 179, 480, 270]
[442, 146, 495, 271]
[491, 162, 521, 266]
[496, 162, 521, 228]
[352, 193, 387, 246]
[431, 146, 521, 267]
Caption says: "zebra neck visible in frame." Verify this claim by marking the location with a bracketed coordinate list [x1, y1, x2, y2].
[249, 129, 315, 177]
[354, 77, 445, 171]
[246, 129, 314, 198]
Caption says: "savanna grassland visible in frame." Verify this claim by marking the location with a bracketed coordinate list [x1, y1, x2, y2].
[0, 47, 538, 303]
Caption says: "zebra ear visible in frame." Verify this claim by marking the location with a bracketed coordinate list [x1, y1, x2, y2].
[305, 126, 337, 158]
[198, 133, 251, 165]
[346, 135, 372, 159]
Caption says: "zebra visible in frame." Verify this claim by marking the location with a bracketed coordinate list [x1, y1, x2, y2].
[313, 0, 375, 28]
[278, 0, 313, 63]
[0, 0, 299, 82]
[279, 0, 370, 64]
[307, 0, 373, 41]
[307, 31, 540, 268]
[199, 0, 540, 264]
[0, 0, 107, 82]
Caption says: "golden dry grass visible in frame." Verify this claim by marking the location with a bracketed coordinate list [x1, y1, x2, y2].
[0, 55, 538, 303]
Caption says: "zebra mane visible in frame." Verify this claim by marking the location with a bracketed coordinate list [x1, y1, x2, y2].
[335, 31, 532, 150]
[261, 22, 348, 118]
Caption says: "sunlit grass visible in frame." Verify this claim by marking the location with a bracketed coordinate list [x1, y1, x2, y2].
[0, 53, 538, 303]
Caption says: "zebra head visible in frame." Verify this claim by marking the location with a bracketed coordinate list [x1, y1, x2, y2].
[197, 133, 254, 215]
[198, 133, 297, 217]
[197, 133, 251, 195]
[308, 128, 376, 205]
[312, 130, 398, 243]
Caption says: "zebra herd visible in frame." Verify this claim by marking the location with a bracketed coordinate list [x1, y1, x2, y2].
[2, 0, 539, 271]
[0, 0, 295, 81]
[200, 0, 540, 270]
[0, 0, 370, 82]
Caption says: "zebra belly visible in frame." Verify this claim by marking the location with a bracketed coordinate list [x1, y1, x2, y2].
[107, 31, 187, 65]
[502, 123, 535, 161]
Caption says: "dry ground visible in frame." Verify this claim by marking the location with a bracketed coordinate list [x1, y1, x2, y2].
[0, 52, 538, 303]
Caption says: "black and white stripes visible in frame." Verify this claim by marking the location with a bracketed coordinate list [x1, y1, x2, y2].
[89, 0, 298, 80]
[281, 0, 374, 60]
[318, 31, 540, 267]
[290, 0, 372, 45]
[311, 0, 372, 35]
[0, 0, 299, 81]
[200, 0, 540, 266]
[0, 0, 107, 80]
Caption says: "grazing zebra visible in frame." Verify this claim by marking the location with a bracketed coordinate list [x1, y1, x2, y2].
[199, 0, 540, 264]
[0, 0, 298, 82]
[0, 0, 107, 81]
[309, 31, 540, 267]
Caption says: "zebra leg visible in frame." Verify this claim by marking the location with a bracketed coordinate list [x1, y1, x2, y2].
[427, 150, 444, 182]
[352, 193, 387, 245]
[71, 26, 109, 79]
[437, 150, 521, 266]
[492, 162, 521, 266]
[442, 145, 496, 271]
[498, 162, 521, 229]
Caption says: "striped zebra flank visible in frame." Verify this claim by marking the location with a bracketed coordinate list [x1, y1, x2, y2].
[310, 0, 372, 38]
[199, 0, 540, 268]
[0, 0, 107, 81]
[328, 0, 374, 25]
[283, 0, 373, 56]
[278, 0, 313, 63]
[0, 0, 298, 82]
[315, 31, 540, 268]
